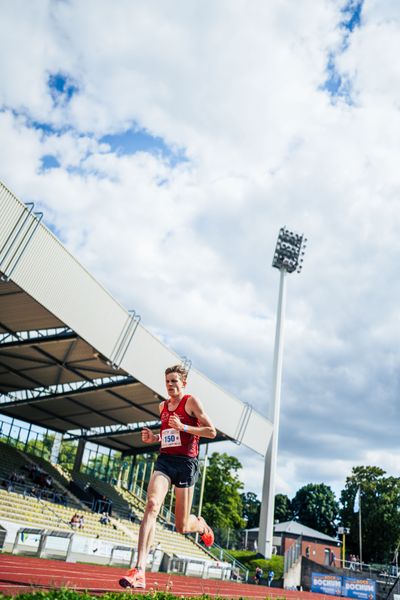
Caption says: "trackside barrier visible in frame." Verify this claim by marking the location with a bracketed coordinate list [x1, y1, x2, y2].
[12, 527, 74, 561]
[163, 554, 231, 580]
[109, 544, 135, 566]
[0, 524, 6, 550]
[40, 530, 74, 560]
[12, 528, 45, 555]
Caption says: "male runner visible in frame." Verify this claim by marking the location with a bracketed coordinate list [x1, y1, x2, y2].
[119, 364, 216, 589]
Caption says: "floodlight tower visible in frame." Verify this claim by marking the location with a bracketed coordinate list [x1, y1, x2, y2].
[257, 227, 307, 558]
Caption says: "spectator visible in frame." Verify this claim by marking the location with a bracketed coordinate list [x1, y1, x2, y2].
[44, 475, 53, 489]
[267, 569, 274, 586]
[79, 515, 85, 529]
[97, 495, 111, 514]
[231, 567, 242, 582]
[100, 512, 110, 525]
[70, 513, 80, 529]
[254, 566, 263, 585]
[14, 472, 25, 484]
[30, 486, 42, 499]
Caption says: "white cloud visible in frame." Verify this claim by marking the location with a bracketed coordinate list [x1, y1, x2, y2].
[2, 0, 400, 505]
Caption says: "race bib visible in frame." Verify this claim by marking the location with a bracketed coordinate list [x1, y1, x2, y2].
[161, 428, 182, 448]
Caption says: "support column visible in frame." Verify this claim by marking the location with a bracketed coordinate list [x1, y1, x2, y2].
[127, 455, 136, 491]
[50, 431, 63, 464]
[258, 268, 287, 558]
[73, 438, 86, 472]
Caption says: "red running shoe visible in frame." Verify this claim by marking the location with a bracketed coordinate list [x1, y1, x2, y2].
[119, 567, 146, 589]
[201, 528, 214, 547]
[198, 516, 214, 547]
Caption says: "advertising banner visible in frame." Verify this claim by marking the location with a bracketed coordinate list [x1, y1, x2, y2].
[311, 573, 343, 596]
[342, 577, 376, 600]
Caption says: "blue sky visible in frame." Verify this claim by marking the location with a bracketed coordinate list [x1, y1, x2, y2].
[1, 0, 400, 501]
[39, 72, 187, 170]
[323, 0, 363, 99]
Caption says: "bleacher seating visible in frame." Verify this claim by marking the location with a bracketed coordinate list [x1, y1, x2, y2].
[0, 442, 81, 509]
[0, 442, 213, 562]
[0, 488, 133, 543]
[69, 470, 211, 560]
[71, 470, 131, 518]
[25, 454, 97, 509]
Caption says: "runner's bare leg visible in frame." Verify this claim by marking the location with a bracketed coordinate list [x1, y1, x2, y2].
[174, 486, 211, 534]
[136, 471, 170, 571]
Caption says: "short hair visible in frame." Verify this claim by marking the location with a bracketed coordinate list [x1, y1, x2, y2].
[165, 364, 188, 382]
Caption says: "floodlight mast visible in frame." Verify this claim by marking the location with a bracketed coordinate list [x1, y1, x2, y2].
[257, 227, 307, 558]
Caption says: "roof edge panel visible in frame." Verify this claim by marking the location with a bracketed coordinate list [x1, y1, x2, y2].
[0, 180, 272, 456]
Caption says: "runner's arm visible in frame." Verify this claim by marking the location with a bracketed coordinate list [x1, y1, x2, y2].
[168, 396, 216, 439]
[141, 401, 164, 444]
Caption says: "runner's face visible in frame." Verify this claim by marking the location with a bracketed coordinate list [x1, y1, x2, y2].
[165, 372, 185, 398]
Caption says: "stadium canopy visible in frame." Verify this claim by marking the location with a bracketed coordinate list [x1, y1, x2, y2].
[0, 181, 272, 456]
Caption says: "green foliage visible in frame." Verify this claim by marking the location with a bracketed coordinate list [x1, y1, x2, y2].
[24, 435, 54, 460]
[229, 550, 284, 579]
[274, 493, 292, 523]
[340, 465, 400, 563]
[291, 482, 339, 536]
[240, 491, 260, 528]
[202, 452, 245, 530]
[58, 440, 78, 470]
[0, 592, 254, 600]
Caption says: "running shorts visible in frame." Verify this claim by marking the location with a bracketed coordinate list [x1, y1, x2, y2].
[155, 454, 199, 488]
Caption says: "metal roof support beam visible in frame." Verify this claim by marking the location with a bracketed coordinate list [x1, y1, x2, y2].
[0, 375, 138, 407]
[0, 320, 124, 390]
[66, 420, 161, 442]
[22, 400, 90, 431]
[0, 324, 75, 346]
[0, 359, 48, 390]
[11, 338, 159, 421]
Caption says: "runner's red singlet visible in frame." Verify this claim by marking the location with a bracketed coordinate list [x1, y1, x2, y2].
[160, 395, 199, 457]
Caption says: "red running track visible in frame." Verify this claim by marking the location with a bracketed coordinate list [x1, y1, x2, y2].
[0, 554, 328, 599]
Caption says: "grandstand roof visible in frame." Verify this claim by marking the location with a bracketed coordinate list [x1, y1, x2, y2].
[0, 180, 272, 456]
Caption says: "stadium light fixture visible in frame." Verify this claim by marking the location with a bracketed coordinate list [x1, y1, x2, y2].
[258, 226, 307, 558]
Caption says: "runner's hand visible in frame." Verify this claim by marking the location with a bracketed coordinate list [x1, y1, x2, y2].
[168, 414, 183, 430]
[142, 427, 157, 443]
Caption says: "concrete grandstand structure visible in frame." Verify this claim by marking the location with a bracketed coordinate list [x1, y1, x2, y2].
[0, 180, 271, 455]
[0, 179, 273, 575]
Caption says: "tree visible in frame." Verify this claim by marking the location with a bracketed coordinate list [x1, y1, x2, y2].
[340, 466, 400, 563]
[25, 433, 54, 460]
[274, 493, 293, 523]
[292, 483, 339, 536]
[58, 440, 78, 471]
[202, 452, 245, 531]
[241, 491, 261, 528]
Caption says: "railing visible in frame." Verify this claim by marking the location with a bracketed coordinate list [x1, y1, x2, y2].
[130, 481, 176, 525]
[206, 543, 249, 582]
[335, 558, 398, 579]
[284, 536, 302, 574]
[36, 495, 72, 529]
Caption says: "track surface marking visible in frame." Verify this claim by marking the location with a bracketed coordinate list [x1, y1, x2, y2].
[0, 554, 328, 599]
